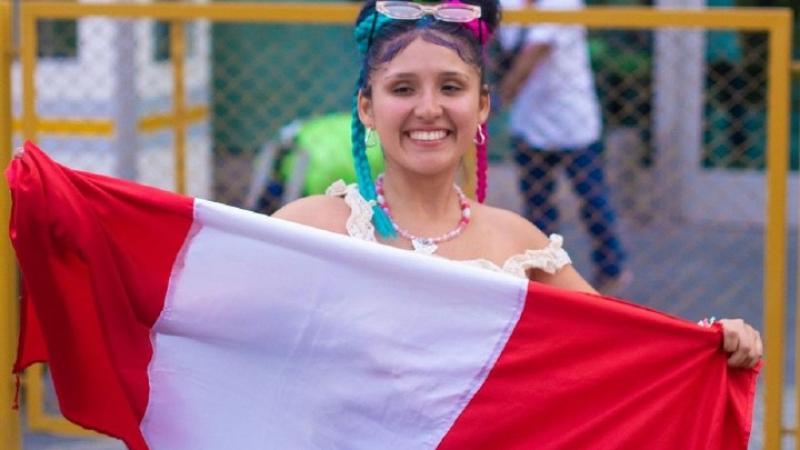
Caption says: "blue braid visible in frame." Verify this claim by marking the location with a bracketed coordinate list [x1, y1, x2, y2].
[351, 10, 397, 238]
[354, 11, 393, 56]
[351, 70, 397, 239]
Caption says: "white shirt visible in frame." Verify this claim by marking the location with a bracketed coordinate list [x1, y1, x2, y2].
[498, 0, 602, 149]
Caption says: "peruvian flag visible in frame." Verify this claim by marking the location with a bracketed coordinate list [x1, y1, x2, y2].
[8, 142, 757, 450]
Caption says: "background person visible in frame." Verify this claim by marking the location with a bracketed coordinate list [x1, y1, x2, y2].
[497, 0, 630, 294]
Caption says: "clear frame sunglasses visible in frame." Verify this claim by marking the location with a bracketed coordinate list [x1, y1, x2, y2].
[375, 1, 482, 23]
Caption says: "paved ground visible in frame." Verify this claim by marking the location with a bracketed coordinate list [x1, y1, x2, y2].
[20, 162, 799, 449]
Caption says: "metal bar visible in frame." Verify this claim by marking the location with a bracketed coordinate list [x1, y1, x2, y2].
[19, 2, 791, 30]
[762, 11, 792, 450]
[20, 6, 35, 142]
[795, 35, 800, 450]
[11, 118, 114, 136]
[797, 51, 800, 450]
[171, 20, 187, 194]
[18, 0, 44, 438]
[138, 105, 207, 133]
[22, 2, 361, 24]
[0, 1, 21, 448]
[27, 411, 100, 436]
[504, 7, 786, 29]
[7, 107, 209, 136]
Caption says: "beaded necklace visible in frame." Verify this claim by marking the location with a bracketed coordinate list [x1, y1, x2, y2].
[375, 174, 471, 254]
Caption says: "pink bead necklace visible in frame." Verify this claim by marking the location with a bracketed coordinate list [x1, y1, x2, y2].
[375, 174, 471, 254]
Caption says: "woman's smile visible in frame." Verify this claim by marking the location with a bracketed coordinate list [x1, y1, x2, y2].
[405, 129, 452, 146]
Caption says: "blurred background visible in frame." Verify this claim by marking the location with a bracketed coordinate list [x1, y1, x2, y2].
[0, 0, 798, 448]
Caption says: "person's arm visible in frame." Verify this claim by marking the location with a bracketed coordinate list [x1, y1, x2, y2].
[499, 42, 552, 105]
[491, 207, 597, 294]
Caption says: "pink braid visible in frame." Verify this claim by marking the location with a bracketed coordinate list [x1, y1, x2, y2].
[445, 0, 492, 44]
[476, 122, 488, 203]
[445, 0, 490, 201]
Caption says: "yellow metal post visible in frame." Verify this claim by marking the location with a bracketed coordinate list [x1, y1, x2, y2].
[762, 12, 792, 450]
[20, 6, 36, 142]
[171, 20, 187, 194]
[0, 0, 21, 448]
[19, 5, 43, 433]
[795, 52, 800, 450]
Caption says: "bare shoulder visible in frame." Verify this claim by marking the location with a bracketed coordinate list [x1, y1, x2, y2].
[471, 203, 596, 293]
[471, 203, 551, 252]
[271, 195, 350, 235]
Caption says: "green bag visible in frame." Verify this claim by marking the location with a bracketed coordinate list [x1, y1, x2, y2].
[279, 113, 384, 195]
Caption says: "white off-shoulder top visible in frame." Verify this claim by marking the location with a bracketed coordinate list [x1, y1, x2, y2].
[325, 180, 572, 279]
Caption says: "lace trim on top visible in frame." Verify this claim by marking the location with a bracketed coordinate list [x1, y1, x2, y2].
[497, 234, 571, 277]
[325, 180, 572, 278]
[325, 180, 377, 242]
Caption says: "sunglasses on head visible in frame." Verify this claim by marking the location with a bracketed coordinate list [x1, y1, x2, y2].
[375, 1, 482, 23]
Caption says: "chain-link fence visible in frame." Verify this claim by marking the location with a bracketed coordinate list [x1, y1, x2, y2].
[1, 3, 795, 449]
[490, 26, 773, 315]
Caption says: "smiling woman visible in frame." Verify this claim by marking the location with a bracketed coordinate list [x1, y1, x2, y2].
[271, 0, 762, 371]
[358, 38, 489, 178]
[274, 0, 592, 284]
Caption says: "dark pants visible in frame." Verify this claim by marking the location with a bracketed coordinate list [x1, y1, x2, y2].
[512, 137, 626, 282]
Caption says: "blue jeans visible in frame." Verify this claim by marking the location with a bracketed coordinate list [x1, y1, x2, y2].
[512, 137, 626, 281]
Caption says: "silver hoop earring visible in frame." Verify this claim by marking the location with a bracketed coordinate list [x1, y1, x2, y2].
[365, 127, 378, 147]
[473, 125, 486, 145]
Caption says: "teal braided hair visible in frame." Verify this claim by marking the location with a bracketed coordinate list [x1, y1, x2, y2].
[353, 11, 397, 238]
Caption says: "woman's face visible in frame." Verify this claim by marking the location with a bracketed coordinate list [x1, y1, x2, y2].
[359, 36, 490, 177]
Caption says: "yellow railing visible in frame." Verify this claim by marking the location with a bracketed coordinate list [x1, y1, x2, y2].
[11, 117, 114, 136]
[10, 106, 208, 136]
[1, 3, 793, 450]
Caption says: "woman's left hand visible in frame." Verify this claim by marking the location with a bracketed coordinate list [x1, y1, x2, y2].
[718, 319, 763, 369]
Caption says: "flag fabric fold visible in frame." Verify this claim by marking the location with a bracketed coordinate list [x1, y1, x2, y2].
[7, 142, 758, 450]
